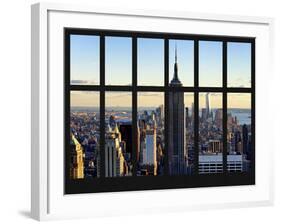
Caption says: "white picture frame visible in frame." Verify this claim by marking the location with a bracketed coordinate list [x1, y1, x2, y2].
[31, 2, 274, 221]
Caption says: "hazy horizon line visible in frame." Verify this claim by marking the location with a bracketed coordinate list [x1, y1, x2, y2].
[71, 106, 251, 110]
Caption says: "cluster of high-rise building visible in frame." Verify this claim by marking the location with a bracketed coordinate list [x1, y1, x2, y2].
[227, 113, 252, 172]
[137, 106, 165, 176]
[198, 92, 251, 174]
[70, 111, 100, 179]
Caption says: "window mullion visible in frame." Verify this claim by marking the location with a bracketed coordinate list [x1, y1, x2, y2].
[223, 41, 228, 174]
[194, 39, 199, 175]
[99, 35, 105, 178]
[132, 37, 138, 176]
[251, 40, 255, 177]
[164, 38, 169, 175]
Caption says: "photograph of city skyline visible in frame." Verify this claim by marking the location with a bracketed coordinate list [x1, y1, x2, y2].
[66, 29, 254, 194]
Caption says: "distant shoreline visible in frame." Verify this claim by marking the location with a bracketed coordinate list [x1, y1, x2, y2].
[71, 106, 251, 111]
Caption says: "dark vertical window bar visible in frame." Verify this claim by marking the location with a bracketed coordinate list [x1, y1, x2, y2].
[194, 39, 199, 175]
[222, 41, 228, 173]
[251, 40, 255, 179]
[164, 38, 169, 175]
[132, 37, 138, 176]
[64, 31, 71, 191]
[99, 35, 105, 178]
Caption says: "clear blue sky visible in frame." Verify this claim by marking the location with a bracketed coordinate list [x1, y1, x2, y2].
[71, 35, 251, 88]
[228, 42, 251, 87]
[70, 35, 100, 85]
[199, 41, 222, 87]
[70, 35, 251, 108]
[105, 37, 132, 85]
[137, 38, 164, 86]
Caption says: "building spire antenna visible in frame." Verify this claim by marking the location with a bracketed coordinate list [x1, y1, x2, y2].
[169, 41, 182, 86]
[175, 43, 177, 63]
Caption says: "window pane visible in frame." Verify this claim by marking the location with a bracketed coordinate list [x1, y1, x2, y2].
[138, 38, 164, 86]
[70, 91, 100, 179]
[228, 42, 251, 87]
[70, 35, 99, 85]
[105, 92, 132, 177]
[169, 40, 194, 86]
[227, 93, 251, 172]
[199, 41, 222, 87]
[199, 93, 223, 174]
[137, 92, 164, 176]
[105, 37, 132, 85]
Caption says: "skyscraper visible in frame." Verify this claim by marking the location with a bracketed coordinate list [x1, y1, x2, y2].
[206, 92, 211, 118]
[185, 107, 189, 129]
[119, 123, 132, 154]
[143, 128, 157, 175]
[242, 124, 249, 155]
[168, 46, 187, 175]
[105, 124, 127, 177]
[70, 133, 84, 179]
[214, 109, 223, 128]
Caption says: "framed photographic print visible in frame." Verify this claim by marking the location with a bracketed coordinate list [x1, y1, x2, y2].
[31, 2, 274, 221]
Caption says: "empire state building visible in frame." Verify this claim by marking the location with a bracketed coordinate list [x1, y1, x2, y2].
[168, 47, 187, 175]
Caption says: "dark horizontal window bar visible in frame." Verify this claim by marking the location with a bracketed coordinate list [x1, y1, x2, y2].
[65, 28, 255, 43]
[70, 85, 253, 93]
[65, 172, 255, 194]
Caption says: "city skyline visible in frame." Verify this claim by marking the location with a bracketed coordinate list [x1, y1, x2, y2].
[69, 45, 252, 178]
[71, 91, 251, 109]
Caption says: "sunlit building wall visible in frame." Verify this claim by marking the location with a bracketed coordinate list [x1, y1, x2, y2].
[105, 125, 127, 177]
[70, 134, 84, 179]
[144, 128, 157, 175]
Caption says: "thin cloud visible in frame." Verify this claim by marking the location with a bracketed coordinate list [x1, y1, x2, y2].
[138, 92, 163, 97]
[71, 80, 98, 85]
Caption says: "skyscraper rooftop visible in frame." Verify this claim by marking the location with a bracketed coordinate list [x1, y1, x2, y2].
[170, 44, 183, 86]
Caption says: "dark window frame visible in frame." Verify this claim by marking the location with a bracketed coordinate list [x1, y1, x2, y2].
[65, 28, 255, 194]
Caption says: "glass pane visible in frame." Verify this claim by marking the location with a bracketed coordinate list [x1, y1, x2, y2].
[70, 91, 100, 179]
[199, 93, 223, 174]
[138, 38, 164, 86]
[228, 42, 251, 87]
[70, 35, 99, 85]
[137, 92, 165, 176]
[199, 41, 222, 87]
[105, 92, 132, 177]
[105, 37, 132, 85]
[169, 40, 194, 86]
[227, 93, 251, 172]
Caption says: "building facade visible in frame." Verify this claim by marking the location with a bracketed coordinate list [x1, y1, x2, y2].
[143, 128, 157, 175]
[199, 153, 243, 174]
[105, 124, 127, 177]
[70, 133, 84, 179]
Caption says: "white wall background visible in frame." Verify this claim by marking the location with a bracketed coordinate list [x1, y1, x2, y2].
[0, 0, 279, 223]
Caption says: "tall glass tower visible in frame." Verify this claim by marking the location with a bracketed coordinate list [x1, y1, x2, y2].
[168, 47, 187, 175]
[206, 92, 210, 118]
